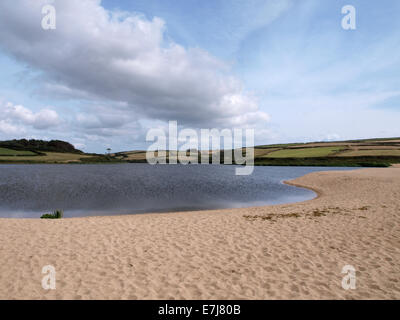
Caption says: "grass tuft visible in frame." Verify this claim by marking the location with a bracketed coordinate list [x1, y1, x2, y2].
[41, 209, 64, 219]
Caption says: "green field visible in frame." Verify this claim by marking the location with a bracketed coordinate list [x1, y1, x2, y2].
[0, 147, 37, 156]
[0, 139, 122, 164]
[337, 149, 400, 157]
[264, 147, 345, 158]
[122, 138, 400, 167]
[0, 152, 91, 163]
[1, 137, 400, 166]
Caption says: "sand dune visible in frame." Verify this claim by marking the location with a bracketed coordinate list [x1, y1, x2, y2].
[0, 167, 399, 299]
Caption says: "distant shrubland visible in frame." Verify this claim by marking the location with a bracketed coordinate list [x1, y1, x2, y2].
[0, 139, 82, 154]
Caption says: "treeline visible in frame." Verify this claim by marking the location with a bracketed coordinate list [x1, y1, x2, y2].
[0, 139, 83, 154]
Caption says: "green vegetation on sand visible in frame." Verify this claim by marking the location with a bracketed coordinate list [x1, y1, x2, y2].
[41, 210, 64, 219]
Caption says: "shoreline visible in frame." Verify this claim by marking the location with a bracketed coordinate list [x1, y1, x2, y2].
[0, 166, 331, 220]
[283, 177, 323, 201]
[0, 167, 399, 299]
[0, 166, 346, 220]
[0, 178, 322, 221]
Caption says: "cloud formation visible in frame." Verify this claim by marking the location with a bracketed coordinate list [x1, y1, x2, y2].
[0, 101, 60, 135]
[0, 0, 269, 135]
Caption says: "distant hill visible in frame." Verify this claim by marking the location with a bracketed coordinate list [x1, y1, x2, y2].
[0, 139, 83, 154]
[1, 137, 399, 166]
[117, 137, 400, 167]
[0, 139, 124, 164]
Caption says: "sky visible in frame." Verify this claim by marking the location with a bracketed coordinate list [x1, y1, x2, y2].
[0, 0, 399, 153]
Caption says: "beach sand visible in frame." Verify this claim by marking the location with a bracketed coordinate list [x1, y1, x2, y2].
[0, 167, 399, 299]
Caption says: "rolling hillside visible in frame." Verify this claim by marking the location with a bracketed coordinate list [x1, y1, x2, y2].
[118, 137, 400, 167]
[0, 139, 117, 164]
[249, 138, 400, 166]
[2, 137, 400, 166]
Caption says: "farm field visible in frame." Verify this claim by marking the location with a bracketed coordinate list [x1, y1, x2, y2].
[263, 147, 344, 158]
[2, 137, 400, 166]
[118, 137, 400, 167]
[337, 150, 400, 157]
[0, 152, 91, 163]
[0, 147, 37, 156]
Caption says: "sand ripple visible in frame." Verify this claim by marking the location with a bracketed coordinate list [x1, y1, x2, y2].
[0, 168, 399, 299]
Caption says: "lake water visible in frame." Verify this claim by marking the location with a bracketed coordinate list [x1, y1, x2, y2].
[0, 164, 351, 218]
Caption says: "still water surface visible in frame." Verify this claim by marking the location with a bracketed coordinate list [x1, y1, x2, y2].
[0, 164, 351, 218]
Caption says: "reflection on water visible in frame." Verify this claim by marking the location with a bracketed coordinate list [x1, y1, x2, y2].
[0, 164, 351, 218]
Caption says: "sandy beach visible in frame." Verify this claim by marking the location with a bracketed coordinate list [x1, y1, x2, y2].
[0, 167, 399, 300]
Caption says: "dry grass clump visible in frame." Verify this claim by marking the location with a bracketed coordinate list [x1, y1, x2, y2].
[243, 206, 355, 222]
[244, 212, 301, 222]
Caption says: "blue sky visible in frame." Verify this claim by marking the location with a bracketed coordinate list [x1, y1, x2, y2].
[0, 0, 399, 152]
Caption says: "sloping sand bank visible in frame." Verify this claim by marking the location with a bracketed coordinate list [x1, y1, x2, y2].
[0, 168, 399, 299]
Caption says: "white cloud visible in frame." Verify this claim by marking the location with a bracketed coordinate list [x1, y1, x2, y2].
[0, 120, 22, 135]
[0, 0, 270, 134]
[0, 101, 60, 133]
